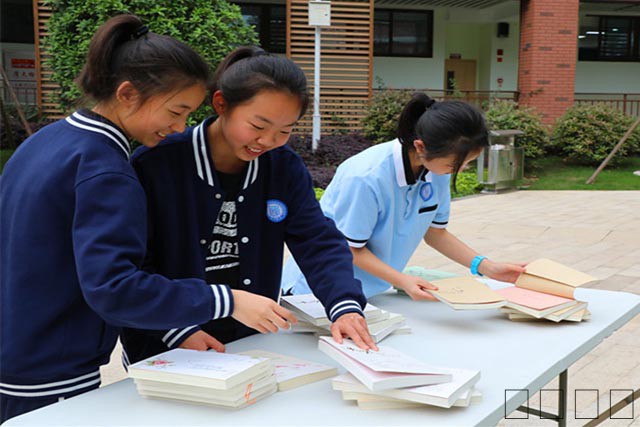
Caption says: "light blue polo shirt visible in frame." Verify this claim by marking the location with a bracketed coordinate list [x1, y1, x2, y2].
[282, 139, 451, 298]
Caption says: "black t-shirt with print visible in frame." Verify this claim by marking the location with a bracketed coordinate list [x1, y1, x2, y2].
[202, 170, 246, 343]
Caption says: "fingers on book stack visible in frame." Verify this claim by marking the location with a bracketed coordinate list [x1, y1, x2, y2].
[281, 294, 410, 343]
[495, 259, 596, 323]
[318, 337, 481, 410]
[128, 349, 277, 409]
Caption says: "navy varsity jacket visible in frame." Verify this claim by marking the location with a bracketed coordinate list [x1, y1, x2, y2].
[0, 111, 234, 400]
[121, 117, 366, 363]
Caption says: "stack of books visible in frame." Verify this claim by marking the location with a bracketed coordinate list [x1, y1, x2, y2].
[281, 294, 410, 342]
[319, 337, 481, 410]
[238, 350, 338, 391]
[128, 348, 277, 408]
[427, 276, 507, 310]
[496, 259, 595, 323]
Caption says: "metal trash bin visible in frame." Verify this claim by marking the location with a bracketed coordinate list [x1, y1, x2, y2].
[476, 130, 524, 193]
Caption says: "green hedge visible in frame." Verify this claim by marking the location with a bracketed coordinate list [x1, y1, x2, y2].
[361, 89, 413, 144]
[552, 104, 640, 167]
[45, 0, 258, 123]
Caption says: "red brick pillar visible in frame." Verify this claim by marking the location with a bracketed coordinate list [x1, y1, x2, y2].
[518, 0, 579, 125]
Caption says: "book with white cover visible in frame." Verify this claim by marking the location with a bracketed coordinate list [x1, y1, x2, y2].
[128, 348, 272, 390]
[342, 387, 482, 409]
[134, 371, 277, 408]
[138, 380, 277, 409]
[332, 365, 480, 408]
[281, 294, 381, 327]
[238, 350, 338, 391]
[318, 337, 451, 391]
[368, 313, 406, 343]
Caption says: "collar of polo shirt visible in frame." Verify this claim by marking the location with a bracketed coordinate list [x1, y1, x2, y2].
[392, 140, 428, 187]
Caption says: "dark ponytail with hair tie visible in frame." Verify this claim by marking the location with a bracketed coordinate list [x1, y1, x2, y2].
[396, 92, 489, 191]
[76, 14, 210, 106]
[397, 92, 436, 148]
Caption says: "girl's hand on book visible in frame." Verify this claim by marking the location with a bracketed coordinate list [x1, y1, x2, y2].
[331, 312, 379, 351]
[231, 290, 298, 334]
[481, 260, 527, 283]
[179, 330, 225, 353]
[395, 274, 439, 301]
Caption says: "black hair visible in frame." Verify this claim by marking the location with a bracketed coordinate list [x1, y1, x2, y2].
[209, 46, 309, 118]
[397, 93, 489, 190]
[76, 14, 210, 105]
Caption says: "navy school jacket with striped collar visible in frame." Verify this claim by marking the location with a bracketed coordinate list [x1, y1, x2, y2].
[121, 116, 367, 362]
[0, 111, 234, 400]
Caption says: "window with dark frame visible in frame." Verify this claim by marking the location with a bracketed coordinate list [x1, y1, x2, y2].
[579, 15, 640, 61]
[0, 0, 34, 44]
[374, 9, 433, 58]
[239, 3, 286, 54]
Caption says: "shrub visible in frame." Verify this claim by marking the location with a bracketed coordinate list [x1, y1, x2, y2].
[45, 0, 258, 123]
[552, 104, 640, 167]
[361, 89, 413, 144]
[451, 170, 482, 198]
[0, 103, 54, 149]
[484, 100, 549, 168]
[288, 132, 373, 188]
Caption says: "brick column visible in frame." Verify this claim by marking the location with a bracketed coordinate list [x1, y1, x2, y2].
[518, 0, 579, 125]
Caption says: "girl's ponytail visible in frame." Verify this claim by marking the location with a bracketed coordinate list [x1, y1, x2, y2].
[76, 14, 144, 101]
[397, 93, 436, 148]
[75, 14, 209, 105]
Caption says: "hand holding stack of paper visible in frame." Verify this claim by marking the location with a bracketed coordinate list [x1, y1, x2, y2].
[128, 348, 277, 408]
[319, 337, 481, 410]
[281, 294, 410, 342]
[496, 259, 595, 322]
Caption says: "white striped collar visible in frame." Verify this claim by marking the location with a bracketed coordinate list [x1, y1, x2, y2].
[65, 111, 131, 159]
[392, 140, 428, 187]
[192, 117, 259, 190]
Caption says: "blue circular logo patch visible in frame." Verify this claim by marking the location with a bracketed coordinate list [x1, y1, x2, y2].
[266, 199, 288, 223]
[419, 182, 433, 202]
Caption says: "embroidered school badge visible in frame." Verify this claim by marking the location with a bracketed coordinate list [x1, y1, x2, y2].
[266, 199, 288, 223]
[419, 182, 433, 201]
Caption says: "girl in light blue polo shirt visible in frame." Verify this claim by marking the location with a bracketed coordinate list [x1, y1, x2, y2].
[282, 93, 525, 299]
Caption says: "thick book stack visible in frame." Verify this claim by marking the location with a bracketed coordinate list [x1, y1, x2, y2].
[282, 294, 410, 343]
[128, 349, 277, 409]
[238, 350, 338, 391]
[495, 259, 596, 323]
[319, 337, 481, 410]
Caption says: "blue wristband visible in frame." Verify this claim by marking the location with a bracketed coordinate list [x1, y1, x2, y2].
[470, 255, 487, 276]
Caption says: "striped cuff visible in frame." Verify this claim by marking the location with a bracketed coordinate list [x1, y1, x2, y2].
[121, 348, 130, 371]
[328, 299, 364, 322]
[210, 284, 234, 319]
[0, 371, 101, 398]
[162, 325, 200, 348]
[345, 236, 368, 248]
[431, 220, 448, 229]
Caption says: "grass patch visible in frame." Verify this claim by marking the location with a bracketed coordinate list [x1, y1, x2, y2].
[523, 156, 640, 190]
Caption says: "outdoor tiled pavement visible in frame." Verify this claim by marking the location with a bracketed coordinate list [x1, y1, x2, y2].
[101, 190, 640, 426]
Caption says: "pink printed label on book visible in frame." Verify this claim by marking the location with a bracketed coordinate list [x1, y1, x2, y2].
[496, 286, 573, 310]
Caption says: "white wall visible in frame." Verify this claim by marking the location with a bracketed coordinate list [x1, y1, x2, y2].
[575, 62, 640, 93]
[489, 21, 519, 91]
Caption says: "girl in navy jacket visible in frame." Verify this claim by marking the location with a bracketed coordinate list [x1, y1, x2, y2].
[0, 17, 296, 423]
[121, 47, 375, 365]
